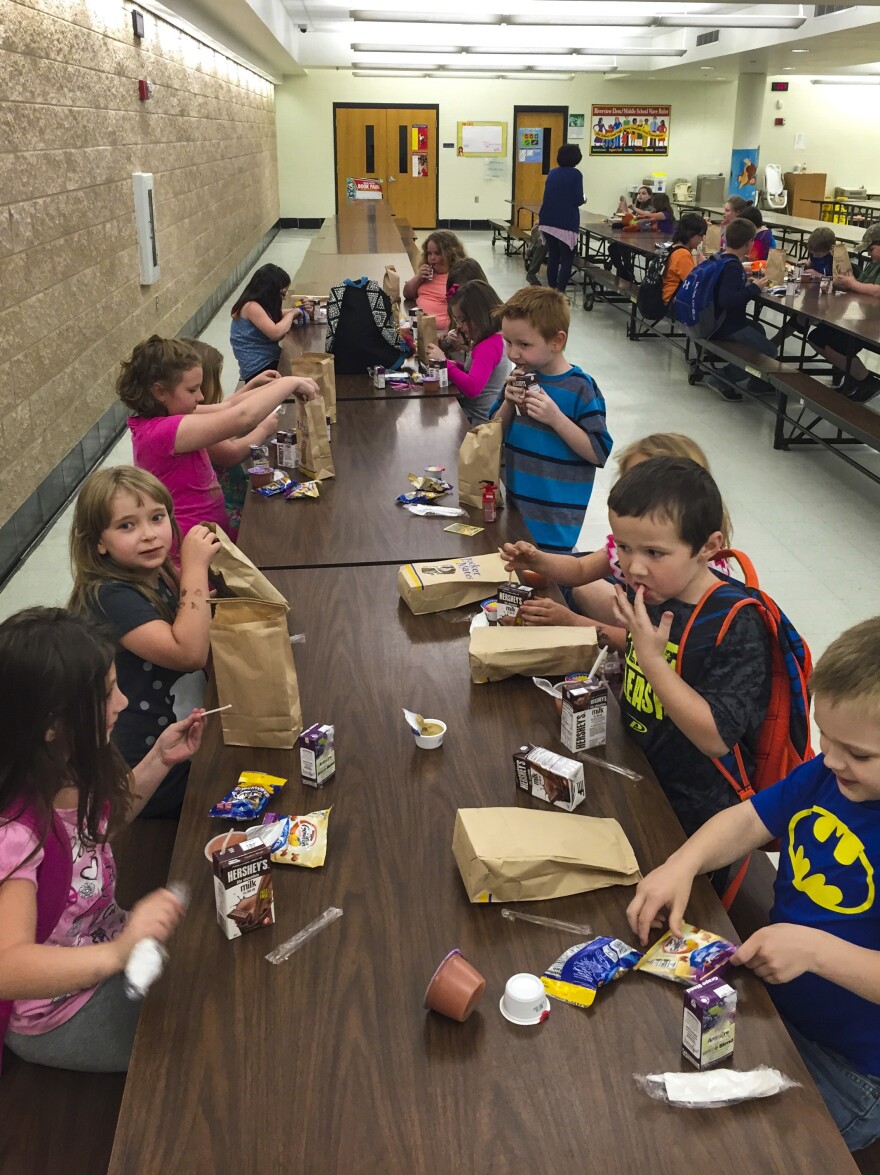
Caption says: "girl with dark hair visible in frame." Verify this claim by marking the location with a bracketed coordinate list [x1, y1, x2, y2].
[537, 143, 586, 292]
[632, 191, 676, 234]
[425, 280, 512, 424]
[230, 263, 300, 381]
[0, 608, 202, 1071]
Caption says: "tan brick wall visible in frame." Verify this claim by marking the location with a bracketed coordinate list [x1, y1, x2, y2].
[0, 0, 279, 526]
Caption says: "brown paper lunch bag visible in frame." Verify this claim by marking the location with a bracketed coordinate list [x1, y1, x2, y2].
[458, 418, 503, 509]
[416, 314, 438, 365]
[764, 248, 788, 285]
[832, 242, 854, 280]
[296, 395, 335, 481]
[210, 598, 303, 748]
[468, 624, 598, 684]
[702, 223, 722, 255]
[204, 523, 288, 609]
[290, 352, 337, 424]
[383, 264, 401, 308]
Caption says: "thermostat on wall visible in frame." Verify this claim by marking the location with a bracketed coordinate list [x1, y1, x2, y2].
[132, 172, 160, 285]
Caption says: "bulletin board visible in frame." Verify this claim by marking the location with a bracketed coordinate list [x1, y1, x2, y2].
[456, 121, 508, 158]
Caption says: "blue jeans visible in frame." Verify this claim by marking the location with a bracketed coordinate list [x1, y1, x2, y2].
[785, 1018, 880, 1152]
[711, 323, 778, 388]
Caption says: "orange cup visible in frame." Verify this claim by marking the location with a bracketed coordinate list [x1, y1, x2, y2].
[424, 949, 486, 1022]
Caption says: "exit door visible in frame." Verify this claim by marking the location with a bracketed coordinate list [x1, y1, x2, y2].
[334, 105, 438, 228]
[512, 108, 567, 229]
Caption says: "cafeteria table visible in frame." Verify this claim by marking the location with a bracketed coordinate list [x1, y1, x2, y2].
[237, 395, 524, 568]
[107, 564, 857, 1175]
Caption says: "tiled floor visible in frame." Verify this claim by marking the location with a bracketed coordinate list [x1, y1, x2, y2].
[2, 227, 879, 669]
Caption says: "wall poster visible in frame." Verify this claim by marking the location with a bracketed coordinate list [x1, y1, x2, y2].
[518, 127, 543, 163]
[589, 106, 670, 156]
[730, 148, 759, 202]
[457, 122, 507, 157]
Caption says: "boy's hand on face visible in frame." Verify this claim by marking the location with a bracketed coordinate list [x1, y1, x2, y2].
[523, 386, 563, 426]
[612, 585, 673, 666]
[732, 924, 820, 984]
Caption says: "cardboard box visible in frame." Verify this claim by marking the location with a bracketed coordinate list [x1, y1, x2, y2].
[451, 807, 641, 903]
[560, 679, 607, 752]
[298, 722, 335, 787]
[213, 838, 275, 940]
[682, 975, 737, 1069]
[513, 744, 585, 812]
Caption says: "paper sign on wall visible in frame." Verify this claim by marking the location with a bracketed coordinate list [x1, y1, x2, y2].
[346, 177, 382, 201]
[568, 113, 586, 141]
[412, 153, 428, 177]
[518, 127, 543, 163]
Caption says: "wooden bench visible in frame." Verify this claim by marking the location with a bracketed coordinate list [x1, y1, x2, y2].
[489, 219, 530, 255]
[686, 337, 786, 391]
[580, 261, 638, 313]
[1, 818, 178, 1175]
[768, 370, 880, 486]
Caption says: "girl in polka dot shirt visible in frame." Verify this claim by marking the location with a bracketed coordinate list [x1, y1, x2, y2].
[69, 467, 218, 818]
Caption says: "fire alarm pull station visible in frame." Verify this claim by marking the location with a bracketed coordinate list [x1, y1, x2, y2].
[138, 79, 153, 101]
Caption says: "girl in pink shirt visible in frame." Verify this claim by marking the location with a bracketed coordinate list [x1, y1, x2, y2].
[0, 608, 204, 1071]
[402, 231, 467, 332]
[426, 280, 512, 425]
[117, 336, 319, 549]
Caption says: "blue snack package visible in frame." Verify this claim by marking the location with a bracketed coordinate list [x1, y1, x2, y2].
[541, 936, 642, 1009]
[209, 772, 287, 821]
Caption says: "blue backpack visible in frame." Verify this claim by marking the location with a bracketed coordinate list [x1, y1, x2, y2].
[673, 252, 738, 338]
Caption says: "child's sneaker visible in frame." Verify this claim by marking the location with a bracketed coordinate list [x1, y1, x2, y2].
[844, 373, 880, 403]
[708, 378, 743, 403]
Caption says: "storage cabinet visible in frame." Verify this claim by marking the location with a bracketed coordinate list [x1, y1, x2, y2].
[784, 172, 827, 218]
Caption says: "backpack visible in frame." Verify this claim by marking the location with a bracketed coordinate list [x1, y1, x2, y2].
[673, 252, 739, 338]
[324, 277, 412, 374]
[636, 243, 685, 322]
[677, 549, 814, 807]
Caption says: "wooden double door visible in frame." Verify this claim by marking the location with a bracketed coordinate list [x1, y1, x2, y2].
[335, 105, 438, 228]
[512, 107, 568, 229]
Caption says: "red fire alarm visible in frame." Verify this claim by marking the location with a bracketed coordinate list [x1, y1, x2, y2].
[138, 79, 153, 101]
[774, 117, 785, 126]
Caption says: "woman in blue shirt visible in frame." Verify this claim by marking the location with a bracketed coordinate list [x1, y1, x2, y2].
[537, 144, 585, 292]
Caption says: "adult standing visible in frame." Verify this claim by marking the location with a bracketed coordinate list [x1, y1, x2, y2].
[537, 144, 585, 293]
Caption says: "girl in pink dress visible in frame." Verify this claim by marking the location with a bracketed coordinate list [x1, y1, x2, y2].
[118, 335, 319, 550]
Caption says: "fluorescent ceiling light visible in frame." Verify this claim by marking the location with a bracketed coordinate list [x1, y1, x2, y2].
[811, 77, 880, 85]
[657, 14, 805, 28]
[429, 71, 500, 79]
[350, 10, 500, 24]
[500, 72, 574, 81]
[352, 70, 428, 77]
[791, 49, 811, 53]
[352, 60, 442, 70]
[577, 46, 685, 57]
[351, 43, 463, 53]
[463, 45, 574, 55]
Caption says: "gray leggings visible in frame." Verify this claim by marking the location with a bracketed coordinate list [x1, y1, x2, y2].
[5, 973, 140, 1072]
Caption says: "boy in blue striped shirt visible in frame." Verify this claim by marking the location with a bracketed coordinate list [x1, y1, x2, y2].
[490, 287, 612, 554]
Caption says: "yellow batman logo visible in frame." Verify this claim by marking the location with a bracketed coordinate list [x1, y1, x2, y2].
[787, 806, 874, 915]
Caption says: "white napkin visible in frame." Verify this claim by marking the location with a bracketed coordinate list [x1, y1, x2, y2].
[638, 1066, 798, 1108]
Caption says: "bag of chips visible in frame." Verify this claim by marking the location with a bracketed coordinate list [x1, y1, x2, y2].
[541, 937, 642, 1009]
[633, 924, 736, 985]
[263, 808, 331, 868]
[209, 772, 287, 820]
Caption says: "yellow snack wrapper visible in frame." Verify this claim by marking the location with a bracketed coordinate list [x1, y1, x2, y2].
[633, 923, 736, 985]
[270, 807, 331, 868]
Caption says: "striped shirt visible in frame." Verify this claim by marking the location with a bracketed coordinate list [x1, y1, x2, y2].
[491, 365, 612, 553]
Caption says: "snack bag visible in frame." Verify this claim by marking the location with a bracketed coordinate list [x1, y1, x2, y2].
[283, 480, 320, 499]
[209, 771, 287, 820]
[634, 924, 736, 985]
[265, 808, 331, 868]
[542, 937, 642, 1009]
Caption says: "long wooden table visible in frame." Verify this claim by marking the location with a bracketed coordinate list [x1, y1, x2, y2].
[108, 564, 856, 1174]
[237, 396, 520, 568]
[289, 202, 417, 295]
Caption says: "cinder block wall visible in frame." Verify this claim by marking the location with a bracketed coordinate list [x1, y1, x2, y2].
[0, 0, 279, 528]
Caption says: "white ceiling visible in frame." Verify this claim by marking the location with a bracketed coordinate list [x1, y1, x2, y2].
[163, 1, 880, 81]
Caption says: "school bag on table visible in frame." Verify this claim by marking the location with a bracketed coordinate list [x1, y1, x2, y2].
[676, 549, 814, 906]
[324, 277, 412, 374]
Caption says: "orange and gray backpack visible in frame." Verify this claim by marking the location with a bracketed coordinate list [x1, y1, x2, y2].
[677, 550, 814, 902]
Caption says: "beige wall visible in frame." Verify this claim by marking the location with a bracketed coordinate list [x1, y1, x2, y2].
[760, 77, 880, 198]
[0, 0, 279, 527]
[275, 71, 736, 221]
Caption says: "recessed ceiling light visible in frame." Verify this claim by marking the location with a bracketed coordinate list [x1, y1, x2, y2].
[783, 67, 795, 71]
[791, 49, 810, 53]
[700, 66, 714, 70]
